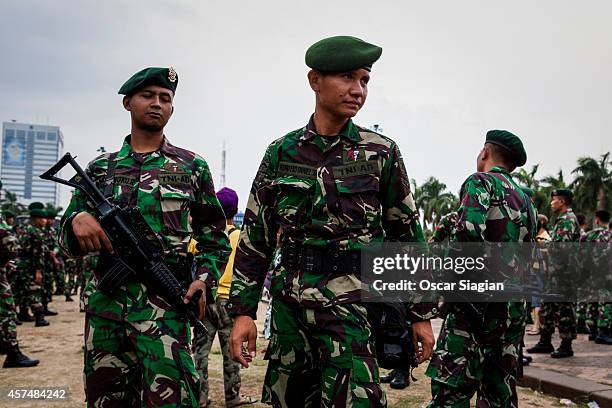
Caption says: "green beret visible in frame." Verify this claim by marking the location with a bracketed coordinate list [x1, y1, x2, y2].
[485, 130, 527, 167]
[305, 36, 382, 72]
[3, 211, 14, 218]
[118, 67, 178, 96]
[28, 202, 45, 218]
[520, 186, 534, 198]
[551, 188, 573, 200]
[45, 210, 58, 219]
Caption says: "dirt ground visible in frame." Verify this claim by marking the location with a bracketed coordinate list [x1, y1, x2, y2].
[0, 296, 572, 407]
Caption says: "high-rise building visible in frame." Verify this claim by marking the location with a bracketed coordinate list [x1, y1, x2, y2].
[1, 121, 64, 206]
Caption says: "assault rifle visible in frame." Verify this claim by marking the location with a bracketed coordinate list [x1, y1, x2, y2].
[40, 153, 206, 334]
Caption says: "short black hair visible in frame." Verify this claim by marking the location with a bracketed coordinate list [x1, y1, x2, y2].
[576, 213, 586, 226]
[595, 210, 610, 224]
[486, 143, 516, 171]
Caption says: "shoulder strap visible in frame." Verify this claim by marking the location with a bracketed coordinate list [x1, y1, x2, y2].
[103, 152, 118, 199]
[227, 226, 239, 236]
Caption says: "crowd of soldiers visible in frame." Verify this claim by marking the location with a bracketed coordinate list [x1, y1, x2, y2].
[1, 34, 610, 408]
[0, 200, 97, 368]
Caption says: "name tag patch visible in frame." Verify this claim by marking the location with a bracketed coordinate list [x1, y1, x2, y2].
[332, 160, 380, 179]
[114, 175, 136, 186]
[159, 172, 191, 187]
[277, 162, 317, 180]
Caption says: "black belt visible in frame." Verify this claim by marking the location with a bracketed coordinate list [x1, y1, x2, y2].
[280, 244, 361, 275]
[96, 252, 194, 285]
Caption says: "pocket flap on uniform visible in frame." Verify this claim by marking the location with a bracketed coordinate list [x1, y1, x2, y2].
[159, 184, 194, 200]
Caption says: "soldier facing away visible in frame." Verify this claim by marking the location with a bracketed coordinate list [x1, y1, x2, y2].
[228, 36, 436, 407]
[527, 189, 580, 358]
[59, 67, 231, 407]
[425, 130, 538, 407]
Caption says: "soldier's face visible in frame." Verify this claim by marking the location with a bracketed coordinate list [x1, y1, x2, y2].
[124, 85, 174, 132]
[311, 69, 369, 118]
[476, 147, 486, 172]
[33, 217, 46, 228]
[550, 196, 564, 213]
[6, 217, 13, 225]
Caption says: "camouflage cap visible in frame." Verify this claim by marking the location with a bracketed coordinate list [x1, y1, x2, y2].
[28, 202, 45, 218]
[551, 188, 573, 200]
[305, 36, 382, 72]
[485, 129, 527, 167]
[118, 67, 178, 95]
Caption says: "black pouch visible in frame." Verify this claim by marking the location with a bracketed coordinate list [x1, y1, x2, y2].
[364, 302, 418, 375]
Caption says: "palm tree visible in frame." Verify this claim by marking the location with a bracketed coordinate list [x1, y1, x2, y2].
[570, 153, 611, 213]
[413, 177, 459, 230]
[512, 164, 541, 189]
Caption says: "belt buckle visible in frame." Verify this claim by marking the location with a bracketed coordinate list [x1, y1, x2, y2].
[305, 248, 315, 272]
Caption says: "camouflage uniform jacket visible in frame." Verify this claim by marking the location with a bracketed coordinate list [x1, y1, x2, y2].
[430, 212, 458, 242]
[579, 227, 611, 243]
[18, 224, 47, 274]
[229, 116, 430, 320]
[453, 167, 538, 243]
[550, 209, 580, 242]
[60, 136, 231, 321]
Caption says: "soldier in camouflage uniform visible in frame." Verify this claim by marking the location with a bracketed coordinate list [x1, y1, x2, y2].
[527, 189, 580, 358]
[59, 67, 230, 408]
[16, 203, 50, 327]
[430, 212, 458, 243]
[63, 255, 82, 302]
[192, 188, 256, 407]
[228, 36, 435, 408]
[0, 222, 39, 368]
[425, 130, 538, 407]
[580, 210, 612, 344]
[41, 210, 59, 316]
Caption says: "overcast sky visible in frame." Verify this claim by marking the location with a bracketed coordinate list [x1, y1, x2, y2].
[1, 1, 610, 209]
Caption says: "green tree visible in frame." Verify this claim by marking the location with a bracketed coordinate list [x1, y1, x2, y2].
[570, 152, 611, 214]
[413, 177, 459, 231]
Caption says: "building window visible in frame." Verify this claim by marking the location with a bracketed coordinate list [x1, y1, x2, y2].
[37, 132, 45, 140]
[47, 133, 56, 141]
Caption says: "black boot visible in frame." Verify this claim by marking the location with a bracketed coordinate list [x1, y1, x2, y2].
[526, 332, 554, 354]
[551, 339, 573, 358]
[576, 321, 590, 334]
[588, 325, 598, 341]
[3, 346, 39, 368]
[43, 306, 58, 316]
[15, 319, 22, 326]
[34, 312, 50, 327]
[521, 356, 531, 366]
[595, 328, 612, 345]
[390, 370, 408, 390]
[18, 310, 35, 322]
[380, 369, 396, 383]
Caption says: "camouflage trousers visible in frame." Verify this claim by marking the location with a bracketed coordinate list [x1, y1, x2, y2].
[539, 302, 576, 340]
[54, 264, 66, 295]
[64, 267, 78, 297]
[42, 262, 55, 305]
[262, 298, 385, 408]
[192, 298, 241, 405]
[426, 302, 526, 408]
[0, 269, 18, 350]
[596, 303, 612, 329]
[84, 313, 199, 408]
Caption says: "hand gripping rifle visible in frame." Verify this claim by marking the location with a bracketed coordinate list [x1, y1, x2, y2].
[40, 153, 207, 335]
